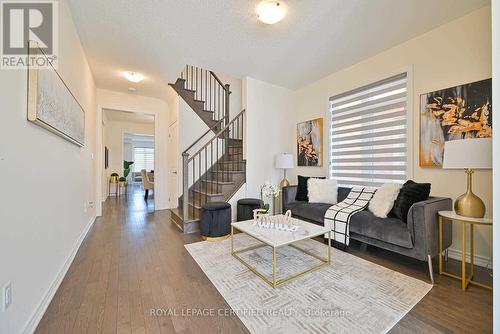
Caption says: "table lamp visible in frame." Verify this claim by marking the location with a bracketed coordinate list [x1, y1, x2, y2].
[443, 138, 492, 218]
[275, 153, 293, 188]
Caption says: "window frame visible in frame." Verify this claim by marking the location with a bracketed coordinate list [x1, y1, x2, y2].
[328, 68, 413, 187]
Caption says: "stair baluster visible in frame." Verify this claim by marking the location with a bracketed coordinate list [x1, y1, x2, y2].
[170, 65, 245, 231]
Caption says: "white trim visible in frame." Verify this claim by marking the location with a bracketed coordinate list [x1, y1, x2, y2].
[405, 65, 414, 180]
[446, 247, 492, 268]
[22, 216, 96, 334]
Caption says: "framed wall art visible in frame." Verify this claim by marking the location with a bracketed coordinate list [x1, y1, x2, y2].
[27, 41, 85, 146]
[420, 78, 492, 167]
[297, 118, 323, 167]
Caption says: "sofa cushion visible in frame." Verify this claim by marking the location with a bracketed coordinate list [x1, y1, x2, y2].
[286, 201, 331, 224]
[295, 175, 325, 201]
[390, 180, 431, 223]
[308, 178, 338, 204]
[350, 210, 413, 249]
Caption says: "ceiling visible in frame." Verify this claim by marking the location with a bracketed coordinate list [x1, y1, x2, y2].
[68, 0, 489, 98]
[123, 133, 154, 144]
[104, 109, 154, 124]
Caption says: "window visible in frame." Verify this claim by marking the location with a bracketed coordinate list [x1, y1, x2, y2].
[133, 147, 154, 172]
[329, 73, 408, 188]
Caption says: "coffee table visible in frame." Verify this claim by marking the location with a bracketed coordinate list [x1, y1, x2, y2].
[231, 215, 331, 288]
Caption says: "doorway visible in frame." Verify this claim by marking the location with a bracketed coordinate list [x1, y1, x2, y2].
[102, 109, 155, 209]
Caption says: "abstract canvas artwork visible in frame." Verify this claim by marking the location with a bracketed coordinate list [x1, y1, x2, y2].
[297, 118, 323, 167]
[420, 79, 492, 167]
[27, 43, 85, 146]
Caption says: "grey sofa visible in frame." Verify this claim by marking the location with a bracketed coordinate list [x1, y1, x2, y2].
[282, 185, 453, 283]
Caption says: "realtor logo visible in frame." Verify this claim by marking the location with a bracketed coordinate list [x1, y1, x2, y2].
[1, 0, 58, 69]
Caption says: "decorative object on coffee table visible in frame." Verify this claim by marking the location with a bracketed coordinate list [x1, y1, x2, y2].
[237, 198, 263, 222]
[231, 214, 331, 288]
[275, 153, 293, 188]
[200, 202, 231, 241]
[443, 138, 492, 218]
[438, 210, 492, 291]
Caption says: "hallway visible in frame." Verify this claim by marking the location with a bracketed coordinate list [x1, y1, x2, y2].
[34, 186, 248, 334]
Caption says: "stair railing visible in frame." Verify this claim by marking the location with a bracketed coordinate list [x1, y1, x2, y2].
[180, 65, 230, 124]
[182, 109, 245, 222]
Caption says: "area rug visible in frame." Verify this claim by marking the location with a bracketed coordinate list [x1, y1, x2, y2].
[185, 234, 432, 334]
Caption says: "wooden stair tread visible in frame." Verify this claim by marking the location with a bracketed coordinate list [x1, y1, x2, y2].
[192, 189, 223, 197]
[211, 170, 245, 174]
[218, 160, 245, 164]
[202, 180, 235, 185]
[170, 208, 198, 223]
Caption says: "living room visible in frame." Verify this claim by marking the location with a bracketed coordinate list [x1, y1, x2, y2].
[0, 0, 499, 333]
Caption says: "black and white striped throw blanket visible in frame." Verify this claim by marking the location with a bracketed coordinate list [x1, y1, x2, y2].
[324, 187, 376, 247]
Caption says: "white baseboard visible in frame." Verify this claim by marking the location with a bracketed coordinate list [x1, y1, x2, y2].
[22, 216, 96, 334]
[446, 247, 492, 268]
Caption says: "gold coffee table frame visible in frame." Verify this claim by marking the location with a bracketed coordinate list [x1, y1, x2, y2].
[231, 225, 331, 288]
[438, 211, 492, 291]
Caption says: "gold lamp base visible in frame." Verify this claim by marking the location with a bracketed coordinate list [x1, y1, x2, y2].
[454, 169, 485, 218]
[279, 169, 290, 188]
[279, 178, 290, 188]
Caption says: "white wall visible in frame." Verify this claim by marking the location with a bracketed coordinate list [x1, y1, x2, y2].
[492, 0, 499, 331]
[290, 6, 493, 261]
[166, 86, 180, 208]
[96, 89, 169, 210]
[218, 72, 243, 120]
[101, 112, 109, 200]
[243, 77, 295, 198]
[0, 0, 97, 332]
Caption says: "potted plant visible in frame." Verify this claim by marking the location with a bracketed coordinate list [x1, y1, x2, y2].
[259, 181, 280, 215]
[110, 172, 119, 183]
[119, 176, 127, 187]
[123, 160, 134, 181]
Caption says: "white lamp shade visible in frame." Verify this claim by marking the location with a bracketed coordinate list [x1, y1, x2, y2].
[443, 138, 492, 169]
[275, 153, 293, 169]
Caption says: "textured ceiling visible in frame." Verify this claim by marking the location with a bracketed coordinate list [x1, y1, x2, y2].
[68, 0, 489, 99]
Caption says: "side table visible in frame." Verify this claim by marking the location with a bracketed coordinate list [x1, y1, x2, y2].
[438, 210, 492, 291]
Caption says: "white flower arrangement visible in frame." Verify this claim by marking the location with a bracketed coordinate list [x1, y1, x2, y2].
[261, 181, 279, 199]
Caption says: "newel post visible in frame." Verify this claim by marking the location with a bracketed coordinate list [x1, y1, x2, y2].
[225, 84, 231, 125]
[182, 152, 189, 222]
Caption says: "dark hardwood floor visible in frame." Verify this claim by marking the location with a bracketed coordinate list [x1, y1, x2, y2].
[35, 186, 492, 333]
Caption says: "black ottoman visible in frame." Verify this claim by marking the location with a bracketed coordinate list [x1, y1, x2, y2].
[200, 202, 231, 241]
[237, 198, 263, 222]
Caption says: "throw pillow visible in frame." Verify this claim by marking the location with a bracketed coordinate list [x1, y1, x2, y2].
[390, 180, 431, 222]
[295, 175, 326, 201]
[308, 178, 338, 204]
[368, 183, 402, 218]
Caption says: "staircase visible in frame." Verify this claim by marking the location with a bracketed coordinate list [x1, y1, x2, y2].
[169, 65, 246, 233]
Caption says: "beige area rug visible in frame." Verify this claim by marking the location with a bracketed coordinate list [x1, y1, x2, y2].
[185, 234, 432, 334]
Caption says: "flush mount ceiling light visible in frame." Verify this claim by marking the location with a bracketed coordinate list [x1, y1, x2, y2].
[256, 1, 286, 24]
[124, 71, 144, 83]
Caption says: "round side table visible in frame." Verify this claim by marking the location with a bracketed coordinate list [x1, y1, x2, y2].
[438, 210, 492, 291]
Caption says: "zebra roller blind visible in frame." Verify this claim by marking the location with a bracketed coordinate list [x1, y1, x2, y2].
[134, 147, 155, 172]
[330, 73, 408, 187]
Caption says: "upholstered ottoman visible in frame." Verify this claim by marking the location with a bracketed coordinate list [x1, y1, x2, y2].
[200, 202, 231, 241]
[237, 198, 263, 222]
